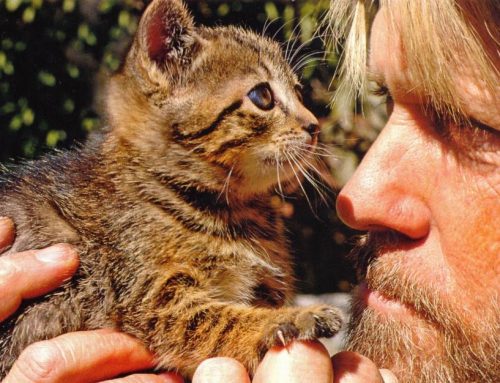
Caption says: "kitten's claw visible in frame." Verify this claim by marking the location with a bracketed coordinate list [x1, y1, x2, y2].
[262, 304, 343, 354]
[277, 329, 286, 347]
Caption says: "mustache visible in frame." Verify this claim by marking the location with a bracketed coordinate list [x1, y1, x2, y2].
[348, 231, 408, 281]
[347, 231, 455, 328]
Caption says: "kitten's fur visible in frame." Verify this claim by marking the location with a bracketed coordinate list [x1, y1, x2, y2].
[0, 0, 342, 378]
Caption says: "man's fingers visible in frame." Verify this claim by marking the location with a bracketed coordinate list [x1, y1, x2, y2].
[0, 217, 15, 252]
[0, 243, 79, 321]
[4, 329, 156, 383]
[192, 358, 250, 383]
[332, 351, 388, 383]
[253, 341, 333, 383]
[103, 372, 184, 383]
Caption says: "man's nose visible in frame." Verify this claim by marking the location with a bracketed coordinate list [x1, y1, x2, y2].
[336, 121, 431, 240]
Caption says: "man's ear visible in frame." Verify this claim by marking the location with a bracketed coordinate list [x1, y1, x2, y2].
[135, 0, 196, 68]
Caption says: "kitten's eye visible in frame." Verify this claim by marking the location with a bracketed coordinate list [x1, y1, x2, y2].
[248, 83, 274, 110]
[294, 85, 304, 103]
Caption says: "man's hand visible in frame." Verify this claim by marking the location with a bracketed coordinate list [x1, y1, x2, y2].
[0, 217, 80, 322]
[192, 341, 398, 383]
[0, 217, 184, 383]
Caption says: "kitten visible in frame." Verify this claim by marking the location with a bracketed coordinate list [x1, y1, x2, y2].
[0, 0, 342, 378]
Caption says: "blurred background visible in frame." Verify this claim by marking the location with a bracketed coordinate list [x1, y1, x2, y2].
[0, 0, 387, 294]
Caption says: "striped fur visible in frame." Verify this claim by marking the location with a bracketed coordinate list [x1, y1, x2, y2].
[0, 0, 342, 378]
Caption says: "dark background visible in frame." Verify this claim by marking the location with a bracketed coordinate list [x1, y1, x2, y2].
[0, 0, 386, 293]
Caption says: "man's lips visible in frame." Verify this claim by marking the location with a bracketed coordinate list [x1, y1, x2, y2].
[359, 282, 415, 318]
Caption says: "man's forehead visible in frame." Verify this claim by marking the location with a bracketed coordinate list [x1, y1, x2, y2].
[368, 15, 421, 104]
[368, 8, 500, 130]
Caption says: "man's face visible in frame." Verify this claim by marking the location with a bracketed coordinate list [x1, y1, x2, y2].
[336, 7, 499, 382]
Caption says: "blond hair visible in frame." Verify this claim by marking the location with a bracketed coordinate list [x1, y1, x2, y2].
[326, 0, 499, 120]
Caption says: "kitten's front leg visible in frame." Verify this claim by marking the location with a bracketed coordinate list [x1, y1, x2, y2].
[116, 268, 342, 378]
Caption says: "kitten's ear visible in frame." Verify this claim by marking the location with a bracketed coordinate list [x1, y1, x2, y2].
[136, 0, 196, 68]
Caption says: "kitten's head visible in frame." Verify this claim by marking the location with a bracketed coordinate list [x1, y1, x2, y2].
[107, 0, 320, 197]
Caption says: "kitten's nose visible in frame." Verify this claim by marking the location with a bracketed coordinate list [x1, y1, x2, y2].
[303, 123, 320, 138]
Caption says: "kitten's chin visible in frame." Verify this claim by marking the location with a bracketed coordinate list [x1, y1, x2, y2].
[236, 161, 300, 197]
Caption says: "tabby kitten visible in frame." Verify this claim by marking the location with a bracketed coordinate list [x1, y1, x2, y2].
[0, 0, 342, 378]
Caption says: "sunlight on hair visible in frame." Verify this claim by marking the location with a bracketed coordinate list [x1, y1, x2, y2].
[325, 0, 499, 122]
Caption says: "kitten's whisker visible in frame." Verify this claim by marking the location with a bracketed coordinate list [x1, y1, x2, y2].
[291, 52, 323, 73]
[291, 149, 332, 200]
[298, 155, 333, 195]
[297, 148, 334, 157]
[284, 151, 315, 214]
[290, 152, 329, 206]
[275, 151, 285, 199]
[291, 50, 323, 70]
[262, 17, 278, 38]
[225, 166, 234, 205]
[217, 165, 234, 205]
[284, 12, 311, 62]
[188, 143, 205, 154]
[298, 143, 336, 157]
[289, 38, 320, 68]
[295, 62, 321, 73]
[287, 10, 320, 64]
[272, 18, 295, 43]
[285, 16, 307, 62]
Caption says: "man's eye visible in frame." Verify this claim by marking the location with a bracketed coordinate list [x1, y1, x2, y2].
[248, 83, 274, 110]
[428, 110, 498, 154]
[371, 82, 394, 116]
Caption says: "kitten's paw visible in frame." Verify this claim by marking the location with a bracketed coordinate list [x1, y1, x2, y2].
[264, 305, 343, 350]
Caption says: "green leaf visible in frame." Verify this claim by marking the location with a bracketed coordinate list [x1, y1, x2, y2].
[38, 70, 56, 87]
[4, 62, 14, 75]
[32, 0, 43, 9]
[0, 52, 6, 68]
[46, 130, 67, 147]
[6, 0, 23, 12]
[217, 4, 230, 17]
[118, 10, 131, 28]
[264, 2, 279, 20]
[22, 7, 36, 23]
[9, 115, 23, 131]
[22, 108, 35, 125]
[63, 98, 75, 113]
[62, 0, 75, 13]
[82, 117, 98, 132]
[66, 64, 80, 78]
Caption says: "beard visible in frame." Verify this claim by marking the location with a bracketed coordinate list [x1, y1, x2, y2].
[345, 233, 499, 383]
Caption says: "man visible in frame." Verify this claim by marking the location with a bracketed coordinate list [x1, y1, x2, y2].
[1, 0, 498, 381]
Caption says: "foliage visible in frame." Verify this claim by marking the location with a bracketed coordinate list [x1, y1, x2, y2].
[0, 0, 386, 293]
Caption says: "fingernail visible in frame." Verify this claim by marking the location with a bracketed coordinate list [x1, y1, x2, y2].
[0, 217, 12, 229]
[35, 244, 75, 263]
[0, 217, 15, 253]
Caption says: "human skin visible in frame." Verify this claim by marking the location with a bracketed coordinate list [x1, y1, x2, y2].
[336, 6, 499, 380]
[2, 4, 497, 381]
[192, 3, 500, 382]
[0, 217, 183, 383]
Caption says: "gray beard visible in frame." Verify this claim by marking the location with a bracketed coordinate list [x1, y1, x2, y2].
[345, 234, 500, 383]
[345, 296, 499, 382]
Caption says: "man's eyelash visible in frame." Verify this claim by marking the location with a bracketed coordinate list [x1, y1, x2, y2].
[370, 82, 393, 101]
[428, 109, 497, 142]
[371, 83, 389, 96]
